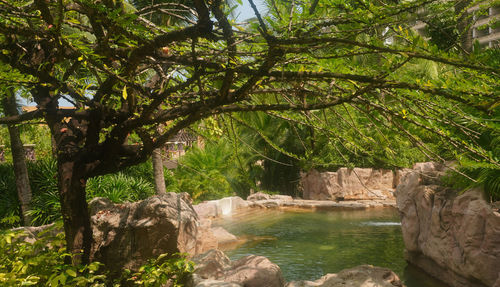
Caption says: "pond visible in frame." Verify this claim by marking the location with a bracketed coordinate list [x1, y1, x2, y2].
[215, 208, 448, 287]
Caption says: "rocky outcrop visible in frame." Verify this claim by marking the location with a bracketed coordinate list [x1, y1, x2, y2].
[286, 265, 404, 287]
[191, 250, 404, 287]
[89, 193, 218, 275]
[190, 249, 285, 287]
[300, 168, 400, 201]
[396, 162, 500, 287]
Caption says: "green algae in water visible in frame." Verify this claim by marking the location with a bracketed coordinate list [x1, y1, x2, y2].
[216, 208, 448, 287]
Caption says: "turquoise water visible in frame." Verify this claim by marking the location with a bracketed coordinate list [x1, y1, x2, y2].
[215, 208, 448, 287]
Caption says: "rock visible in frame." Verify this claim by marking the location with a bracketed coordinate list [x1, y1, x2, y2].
[393, 168, 412, 189]
[211, 227, 238, 246]
[262, 200, 280, 208]
[194, 201, 220, 218]
[301, 168, 396, 201]
[412, 161, 443, 173]
[197, 219, 219, 253]
[192, 250, 233, 280]
[247, 192, 270, 201]
[396, 163, 500, 287]
[224, 255, 284, 287]
[300, 169, 340, 200]
[191, 249, 284, 287]
[337, 168, 394, 200]
[410, 162, 447, 185]
[270, 194, 293, 201]
[11, 223, 60, 244]
[89, 193, 209, 275]
[248, 193, 293, 202]
[193, 279, 242, 287]
[286, 265, 403, 287]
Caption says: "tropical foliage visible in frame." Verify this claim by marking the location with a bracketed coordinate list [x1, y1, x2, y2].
[0, 223, 194, 286]
[0, 159, 158, 228]
[0, 0, 498, 264]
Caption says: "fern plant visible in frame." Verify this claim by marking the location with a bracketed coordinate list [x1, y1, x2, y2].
[86, 172, 155, 203]
[0, 163, 20, 228]
[27, 158, 61, 226]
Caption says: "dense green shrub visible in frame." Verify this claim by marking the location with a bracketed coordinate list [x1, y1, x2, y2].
[0, 164, 20, 227]
[0, 223, 107, 286]
[27, 159, 60, 226]
[0, 158, 61, 227]
[0, 224, 194, 286]
[174, 142, 237, 202]
[86, 173, 155, 203]
[1, 159, 159, 227]
[120, 253, 194, 287]
[0, 124, 53, 161]
[440, 119, 500, 202]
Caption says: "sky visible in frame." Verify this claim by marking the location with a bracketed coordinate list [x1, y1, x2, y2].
[234, 0, 267, 22]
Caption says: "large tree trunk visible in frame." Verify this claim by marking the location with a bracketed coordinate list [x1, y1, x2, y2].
[2, 93, 32, 226]
[152, 148, 166, 195]
[33, 85, 93, 265]
[57, 159, 92, 265]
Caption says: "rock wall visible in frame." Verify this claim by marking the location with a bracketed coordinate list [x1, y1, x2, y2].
[193, 193, 397, 220]
[396, 162, 500, 287]
[300, 167, 405, 201]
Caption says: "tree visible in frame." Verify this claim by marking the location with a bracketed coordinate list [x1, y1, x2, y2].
[1, 90, 33, 226]
[0, 0, 498, 266]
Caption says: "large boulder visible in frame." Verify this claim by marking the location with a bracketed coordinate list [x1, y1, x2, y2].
[301, 168, 396, 201]
[89, 193, 212, 275]
[396, 163, 500, 287]
[286, 265, 404, 287]
[190, 249, 285, 287]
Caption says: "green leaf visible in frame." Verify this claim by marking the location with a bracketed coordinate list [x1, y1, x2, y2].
[66, 269, 77, 277]
[122, 86, 128, 100]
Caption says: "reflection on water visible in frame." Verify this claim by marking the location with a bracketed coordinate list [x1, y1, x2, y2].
[215, 208, 448, 287]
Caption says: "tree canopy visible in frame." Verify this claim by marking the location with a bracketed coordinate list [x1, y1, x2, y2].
[0, 0, 499, 264]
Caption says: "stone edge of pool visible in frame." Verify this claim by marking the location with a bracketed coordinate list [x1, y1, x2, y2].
[193, 194, 396, 220]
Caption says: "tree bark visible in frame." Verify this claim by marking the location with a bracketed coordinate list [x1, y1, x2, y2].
[57, 159, 92, 265]
[2, 93, 32, 226]
[152, 147, 167, 195]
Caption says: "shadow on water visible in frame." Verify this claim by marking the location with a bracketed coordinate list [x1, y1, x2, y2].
[215, 208, 450, 287]
[404, 264, 451, 287]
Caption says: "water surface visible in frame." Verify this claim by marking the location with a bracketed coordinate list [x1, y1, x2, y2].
[215, 208, 448, 287]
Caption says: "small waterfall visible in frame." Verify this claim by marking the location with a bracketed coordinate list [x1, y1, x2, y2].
[219, 197, 233, 215]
